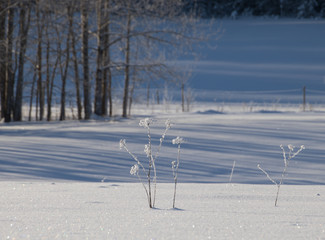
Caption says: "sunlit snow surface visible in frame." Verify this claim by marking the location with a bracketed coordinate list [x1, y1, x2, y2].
[1, 110, 325, 239]
[1, 183, 325, 239]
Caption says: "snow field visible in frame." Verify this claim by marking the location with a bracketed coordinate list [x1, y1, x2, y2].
[1, 106, 325, 239]
[1, 111, 325, 184]
[1, 182, 324, 239]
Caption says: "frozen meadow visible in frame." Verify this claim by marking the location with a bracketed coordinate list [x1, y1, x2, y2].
[1, 110, 325, 239]
[1, 18, 325, 239]
[1, 182, 325, 239]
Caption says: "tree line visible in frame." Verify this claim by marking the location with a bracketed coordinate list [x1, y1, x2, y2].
[186, 0, 325, 18]
[0, 0, 201, 122]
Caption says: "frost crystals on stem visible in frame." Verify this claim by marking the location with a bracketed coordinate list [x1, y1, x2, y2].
[172, 136, 184, 209]
[130, 164, 139, 175]
[119, 139, 150, 206]
[139, 118, 153, 128]
[258, 144, 305, 206]
[229, 160, 236, 183]
[120, 118, 172, 208]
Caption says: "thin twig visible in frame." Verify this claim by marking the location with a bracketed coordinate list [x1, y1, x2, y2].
[229, 160, 236, 183]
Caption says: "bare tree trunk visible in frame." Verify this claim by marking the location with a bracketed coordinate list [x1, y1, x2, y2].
[72, 48, 82, 120]
[128, 78, 135, 116]
[102, 62, 108, 115]
[108, 68, 112, 117]
[94, 0, 104, 116]
[122, 6, 131, 118]
[59, 64, 66, 121]
[101, 0, 111, 116]
[106, 0, 112, 117]
[0, 1, 6, 120]
[59, 5, 72, 121]
[14, 3, 31, 121]
[101, 17, 108, 115]
[45, 29, 51, 121]
[47, 58, 58, 121]
[4, 2, 15, 123]
[28, 71, 37, 121]
[70, 9, 82, 120]
[95, 0, 111, 117]
[45, 20, 60, 122]
[81, 0, 91, 119]
[36, 1, 44, 121]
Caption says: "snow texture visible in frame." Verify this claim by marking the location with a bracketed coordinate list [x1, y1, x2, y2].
[1, 183, 324, 239]
[1, 111, 325, 238]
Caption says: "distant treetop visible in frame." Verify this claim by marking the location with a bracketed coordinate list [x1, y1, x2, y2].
[183, 0, 325, 18]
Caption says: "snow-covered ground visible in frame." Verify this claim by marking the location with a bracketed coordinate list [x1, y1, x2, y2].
[1, 182, 325, 239]
[2, 110, 325, 184]
[1, 109, 325, 239]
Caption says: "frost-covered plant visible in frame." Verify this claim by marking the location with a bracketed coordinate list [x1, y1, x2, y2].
[258, 144, 305, 206]
[229, 160, 236, 183]
[120, 118, 171, 208]
[172, 136, 184, 209]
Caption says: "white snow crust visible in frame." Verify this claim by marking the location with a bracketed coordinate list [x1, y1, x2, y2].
[1, 111, 325, 239]
[1, 183, 324, 239]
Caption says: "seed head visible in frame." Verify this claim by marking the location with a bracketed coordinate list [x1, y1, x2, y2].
[139, 118, 153, 128]
[119, 139, 126, 149]
[172, 137, 184, 145]
[130, 164, 139, 175]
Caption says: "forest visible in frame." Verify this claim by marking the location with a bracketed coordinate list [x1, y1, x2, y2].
[0, 0, 323, 123]
[0, 0, 200, 122]
[185, 0, 325, 18]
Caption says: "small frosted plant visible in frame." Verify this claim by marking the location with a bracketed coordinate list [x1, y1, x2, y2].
[229, 160, 236, 183]
[258, 144, 305, 206]
[120, 118, 171, 208]
[172, 136, 184, 209]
